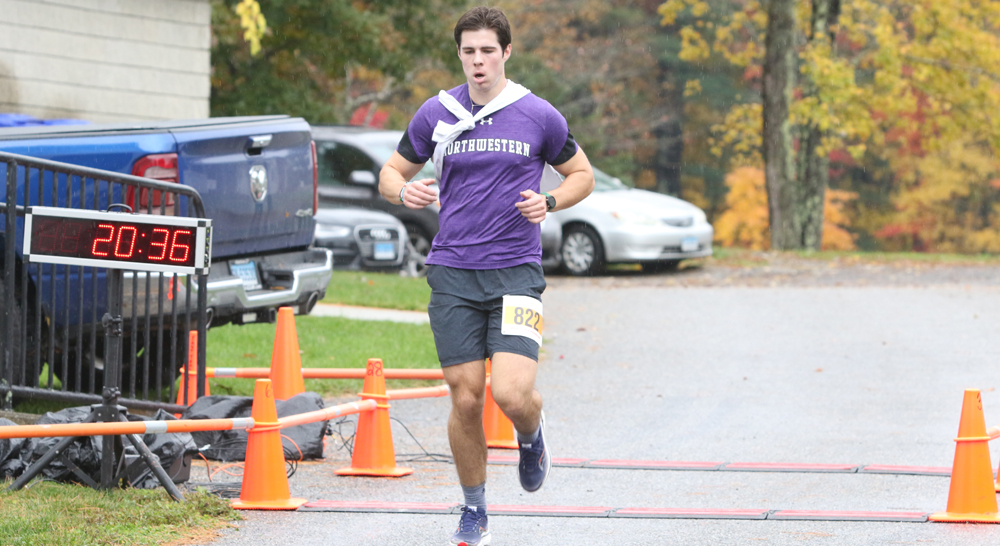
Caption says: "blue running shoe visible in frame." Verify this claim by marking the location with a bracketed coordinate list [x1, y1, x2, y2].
[449, 505, 490, 546]
[518, 412, 550, 492]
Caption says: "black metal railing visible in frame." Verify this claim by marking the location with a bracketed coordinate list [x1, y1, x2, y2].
[0, 151, 209, 412]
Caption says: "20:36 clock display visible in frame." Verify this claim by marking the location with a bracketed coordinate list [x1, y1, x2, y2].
[24, 207, 212, 275]
[32, 217, 195, 266]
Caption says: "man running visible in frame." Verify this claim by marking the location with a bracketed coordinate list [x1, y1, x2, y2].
[379, 6, 594, 545]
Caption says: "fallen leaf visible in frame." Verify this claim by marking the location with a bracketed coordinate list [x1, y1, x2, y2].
[243, 353, 256, 358]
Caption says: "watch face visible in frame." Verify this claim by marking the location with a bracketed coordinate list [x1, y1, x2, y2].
[545, 194, 556, 210]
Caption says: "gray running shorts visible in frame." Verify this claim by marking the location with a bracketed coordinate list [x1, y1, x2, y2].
[426, 263, 546, 367]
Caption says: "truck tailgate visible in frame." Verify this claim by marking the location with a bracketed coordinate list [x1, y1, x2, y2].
[170, 118, 315, 259]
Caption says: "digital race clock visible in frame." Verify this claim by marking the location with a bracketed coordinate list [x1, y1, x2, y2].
[24, 206, 212, 275]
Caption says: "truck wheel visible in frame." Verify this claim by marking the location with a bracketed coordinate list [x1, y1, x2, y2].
[0, 271, 41, 386]
[0, 279, 24, 376]
[52, 336, 107, 394]
[125, 330, 191, 395]
[54, 331, 186, 396]
[560, 225, 605, 276]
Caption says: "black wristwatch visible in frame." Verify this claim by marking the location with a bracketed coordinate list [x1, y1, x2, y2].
[542, 192, 556, 212]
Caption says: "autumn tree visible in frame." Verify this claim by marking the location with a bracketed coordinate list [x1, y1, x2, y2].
[211, 0, 465, 125]
[661, 0, 1000, 253]
[502, 0, 745, 199]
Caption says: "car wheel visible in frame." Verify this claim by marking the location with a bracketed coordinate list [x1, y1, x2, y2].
[642, 260, 680, 273]
[404, 223, 432, 277]
[560, 225, 605, 276]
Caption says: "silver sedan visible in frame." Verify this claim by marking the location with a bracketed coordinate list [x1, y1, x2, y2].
[543, 167, 713, 276]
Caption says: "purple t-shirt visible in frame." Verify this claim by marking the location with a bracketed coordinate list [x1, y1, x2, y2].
[401, 84, 574, 269]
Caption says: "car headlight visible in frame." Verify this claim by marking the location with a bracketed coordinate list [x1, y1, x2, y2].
[315, 224, 352, 238]
[611, 210, 660, 226]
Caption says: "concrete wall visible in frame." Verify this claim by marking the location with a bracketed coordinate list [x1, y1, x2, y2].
[0, 0, 211, 123]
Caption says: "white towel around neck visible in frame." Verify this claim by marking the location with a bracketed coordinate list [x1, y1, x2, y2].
[430, 81, 530, 182]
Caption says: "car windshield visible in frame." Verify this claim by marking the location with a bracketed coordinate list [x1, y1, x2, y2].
[368, 140, 437, 181]
[593, 167, 627, 192]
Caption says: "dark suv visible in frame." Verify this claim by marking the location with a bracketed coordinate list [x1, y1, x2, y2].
[311, 126, 439, 263]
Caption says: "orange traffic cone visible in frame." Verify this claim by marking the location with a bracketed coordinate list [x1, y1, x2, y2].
[336, 358, 413, 477]
[483, 358, 517, 449]
[269, 307, 305, 400]
[232, 379, 308, 510]
[175, 330, 207, 416]
[929, 389, 1000, 523]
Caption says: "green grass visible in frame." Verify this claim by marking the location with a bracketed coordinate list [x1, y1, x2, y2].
[0, 482, 238, 546]
[206, 315, 439, 397]
[322, 270, 431, 311]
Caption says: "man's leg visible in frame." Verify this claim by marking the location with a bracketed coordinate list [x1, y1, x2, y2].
[491, 351, 550, 492]
[488, 352, 541, 435]
[442, 360, 488, 487]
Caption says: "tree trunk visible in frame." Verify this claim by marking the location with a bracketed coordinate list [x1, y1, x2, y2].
[796, 0, 840, 250]
[653, 59, 685, 197]
[762, 0, 799, 249]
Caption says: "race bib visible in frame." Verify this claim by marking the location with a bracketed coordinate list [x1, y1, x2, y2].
[501, 295, 543, 346]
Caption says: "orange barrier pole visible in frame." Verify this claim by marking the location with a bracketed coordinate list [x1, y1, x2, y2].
[0, 417, 253, 440]
[278, 399, 377, 429]
[175, 330, 207, 415]
[929, 389, 1000, 523]
[209, 367, 444, 380]
[386, 385, 450, 401]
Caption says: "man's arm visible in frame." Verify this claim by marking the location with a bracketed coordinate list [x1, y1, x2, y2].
[379, 151, 438, 209]
[516, 148, 595, 223]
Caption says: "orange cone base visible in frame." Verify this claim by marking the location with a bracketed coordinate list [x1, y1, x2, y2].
[929, 511, 1000, 523]
[231, 497, 308, 511]
[487, 438, 518, 449]
[335, 466, 413, 477]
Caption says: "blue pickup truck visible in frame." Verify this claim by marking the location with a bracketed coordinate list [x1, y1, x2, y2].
[0, 116, 333, 393]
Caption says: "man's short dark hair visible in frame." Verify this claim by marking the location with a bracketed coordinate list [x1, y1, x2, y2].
[454, 7, 511, 51]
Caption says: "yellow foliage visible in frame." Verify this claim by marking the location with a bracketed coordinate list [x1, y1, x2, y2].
[678, 27, 710, 62]
[714, 167, 857, 250]
[683, 79, 702, 97]
[714, 167, 770, 250]
[235, 0, 267, 56]
[822, 190, 859, 251]
[882, 140, 1000, 253]
[657, 0, 685, 26]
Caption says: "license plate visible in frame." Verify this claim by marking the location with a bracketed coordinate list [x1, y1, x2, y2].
[230, 260, 262, 291]
[681, 236, 699, 252]
[373, 242, 395, 260]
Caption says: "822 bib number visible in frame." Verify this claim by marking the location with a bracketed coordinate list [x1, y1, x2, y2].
[501, 295, 543, 346]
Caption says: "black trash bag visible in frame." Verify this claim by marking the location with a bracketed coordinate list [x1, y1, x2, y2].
[124, 409, 198, 489]
[185, 392, 327, 461]
[5, 407, 196, 488]
[0, 417, 36, 479]
[27, 406, 103, 483]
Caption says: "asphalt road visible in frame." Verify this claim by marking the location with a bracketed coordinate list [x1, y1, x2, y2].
[205, 263, 1000, 545]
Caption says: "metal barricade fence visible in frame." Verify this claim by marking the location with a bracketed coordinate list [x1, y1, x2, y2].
[0, 150, 209, 412]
